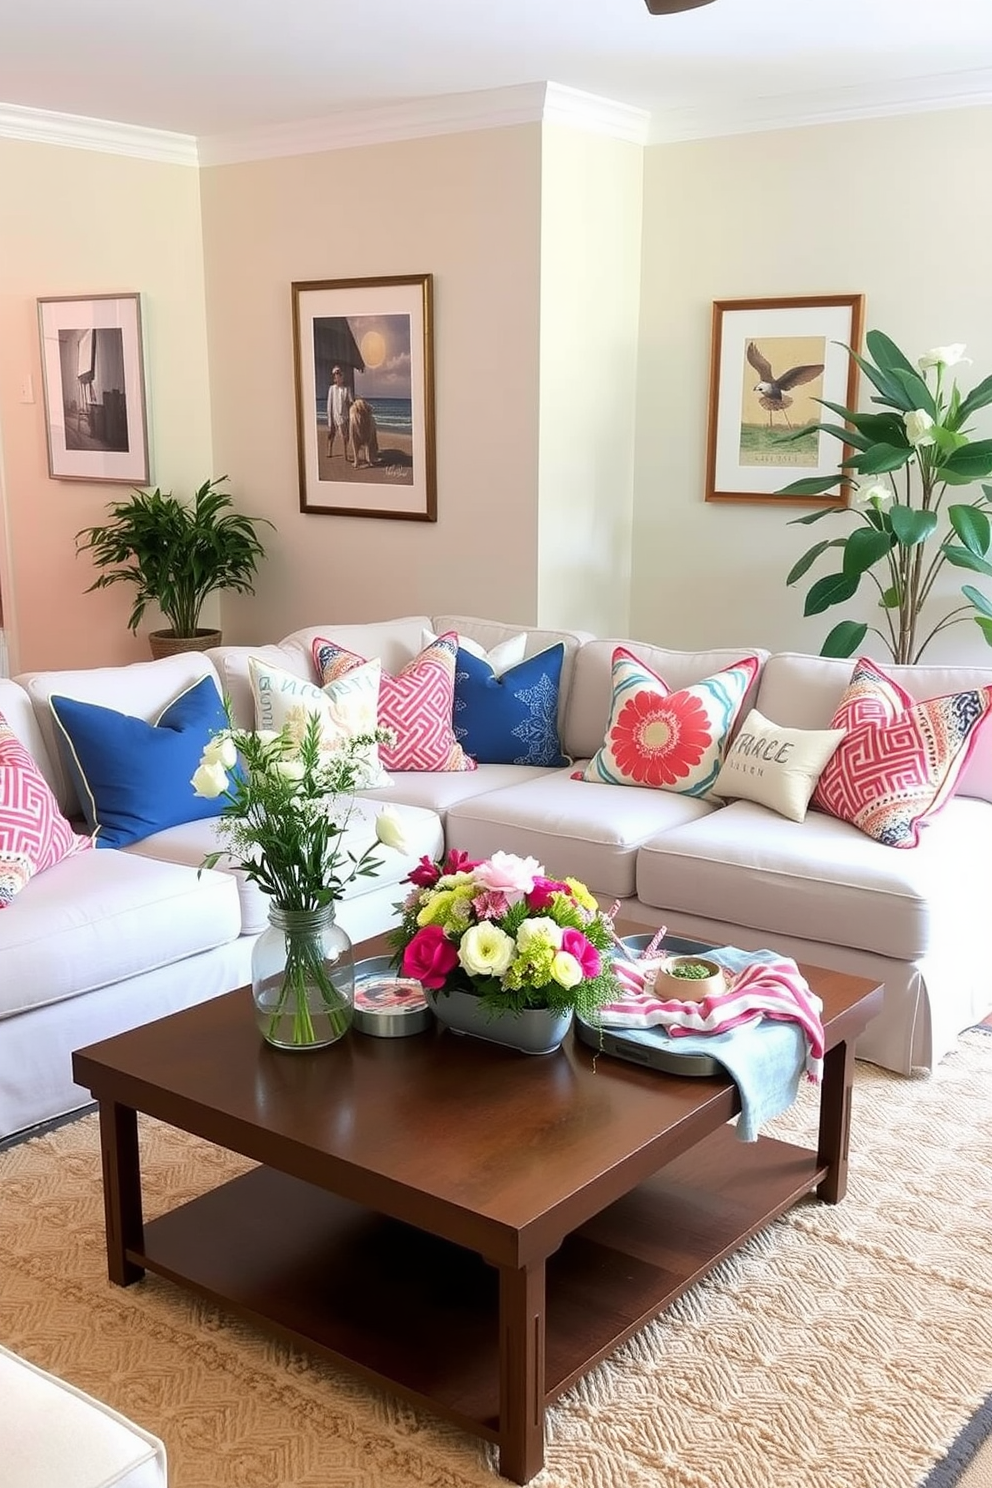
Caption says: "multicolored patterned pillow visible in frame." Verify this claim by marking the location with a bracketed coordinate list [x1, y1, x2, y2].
[248, 655, 389, 788]
[577, 648, 760, 796]
[812, 656, 992, 847]
[312, 631, 476, 773]
[1, 712, 90, 906]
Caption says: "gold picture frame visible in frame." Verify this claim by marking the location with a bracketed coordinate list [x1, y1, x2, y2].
[292, 274, 436, 520]
[704, 293, 865, 506]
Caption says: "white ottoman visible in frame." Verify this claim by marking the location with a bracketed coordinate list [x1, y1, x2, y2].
[0, 1344, 167, 1488]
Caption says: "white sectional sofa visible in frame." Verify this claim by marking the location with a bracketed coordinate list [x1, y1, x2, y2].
[3, 612, 991, 1141]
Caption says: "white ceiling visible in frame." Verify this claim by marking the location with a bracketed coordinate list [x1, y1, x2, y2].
[3, 0, 992, 148]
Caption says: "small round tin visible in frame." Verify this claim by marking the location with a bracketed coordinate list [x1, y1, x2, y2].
[352, 956, 434, 1038]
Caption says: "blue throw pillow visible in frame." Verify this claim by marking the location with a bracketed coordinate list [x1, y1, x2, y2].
[453, 644, 570, 766]
[50, 675, 229, 848]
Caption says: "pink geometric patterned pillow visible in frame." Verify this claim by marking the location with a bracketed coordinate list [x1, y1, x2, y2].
[812, 656, 992, 847]
[1, 713, 91, 907]
[312, 631, 476, 773]
[577, 648, 760, 796]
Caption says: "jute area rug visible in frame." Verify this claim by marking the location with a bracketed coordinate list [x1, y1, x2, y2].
[1, 1030, 991, 1488]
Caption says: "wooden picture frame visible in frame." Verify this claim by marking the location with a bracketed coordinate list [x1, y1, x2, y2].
[37, 292, 150, 484]
[292, 274, 436, 520]
[704, 293, 865, 506]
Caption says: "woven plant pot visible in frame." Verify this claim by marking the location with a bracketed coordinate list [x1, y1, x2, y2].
[148, 628, 222, 660]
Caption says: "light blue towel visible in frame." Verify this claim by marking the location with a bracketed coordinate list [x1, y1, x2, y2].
[611, 947, 809, 1142]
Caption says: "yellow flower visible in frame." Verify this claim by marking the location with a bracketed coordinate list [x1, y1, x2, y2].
[565, 877, 597, 912]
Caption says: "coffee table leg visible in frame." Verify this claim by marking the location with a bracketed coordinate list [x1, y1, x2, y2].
[816, 1037, 855, 1204]
[98, 1099, 145, 1285]
[497, 1260, 546, 1484]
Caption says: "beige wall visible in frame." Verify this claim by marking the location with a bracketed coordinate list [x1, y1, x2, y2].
[0, 138, 212, 671]
[537, 125, 643, 637]
[633, 105, 992, 665]
[199, 126, 545, 645]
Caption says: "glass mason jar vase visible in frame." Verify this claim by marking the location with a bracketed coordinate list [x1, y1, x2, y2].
[251, 904, 355, 1050]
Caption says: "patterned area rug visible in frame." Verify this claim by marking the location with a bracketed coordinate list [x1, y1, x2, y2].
[1, 1030, 990, 1488]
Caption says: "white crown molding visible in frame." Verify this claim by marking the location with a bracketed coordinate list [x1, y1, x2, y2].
[0, 102, 197, 165]
[197, 82, 650, 166]
[649, 67, 992, 144]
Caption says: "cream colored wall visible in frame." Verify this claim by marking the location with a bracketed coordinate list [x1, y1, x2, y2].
[199, 126, 544, 645]
[0, 138, 212, 671]
[633, 106, 992, 665]
[537, 126, 643, 637]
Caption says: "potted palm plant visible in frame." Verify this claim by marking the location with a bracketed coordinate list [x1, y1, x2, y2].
[75, 476, 272, 658]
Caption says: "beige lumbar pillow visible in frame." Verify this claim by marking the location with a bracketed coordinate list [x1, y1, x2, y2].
[714, 708, 846, 823]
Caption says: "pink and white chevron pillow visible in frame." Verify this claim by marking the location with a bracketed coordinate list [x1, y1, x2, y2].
[1, 712, 91, 907]
[812, 656, 992, 847]
[312, 631, 476, 773]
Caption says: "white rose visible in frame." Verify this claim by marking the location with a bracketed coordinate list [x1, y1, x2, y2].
[374, 804, 409, 854]
[551, 951, 582, 989]
[904, 409, 935, 447]
[273, 758, 306, 783]
[190, 760, 229, 798]
[458, 922, 515, 978]
[848, 479, 893, 510]
[918, 344, 970, 371]
[515, 917, 564, 952]
[202, 734, 237, 770]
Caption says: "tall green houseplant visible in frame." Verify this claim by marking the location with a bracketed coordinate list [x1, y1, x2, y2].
[780, 333, 992, 665]
[76, 477, 272, 656]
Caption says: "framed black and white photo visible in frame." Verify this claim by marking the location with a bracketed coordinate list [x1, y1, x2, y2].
[37, 293, 150, 484]
[292, 274, 436, 520]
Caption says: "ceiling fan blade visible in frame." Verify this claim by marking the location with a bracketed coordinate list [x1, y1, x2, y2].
[644, 0, 717, 12]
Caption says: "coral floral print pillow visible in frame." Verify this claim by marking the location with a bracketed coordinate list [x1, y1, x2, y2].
[1, 712, 91, 906]
[812, 655, 992, 847]
[577, 648, 760, 796]
[312, 631, 476, 773]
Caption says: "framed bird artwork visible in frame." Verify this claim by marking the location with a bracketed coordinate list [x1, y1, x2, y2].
[704, 294, 865, 505]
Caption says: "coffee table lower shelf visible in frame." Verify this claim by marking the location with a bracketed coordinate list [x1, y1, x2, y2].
[132, 1123, 824, 1451]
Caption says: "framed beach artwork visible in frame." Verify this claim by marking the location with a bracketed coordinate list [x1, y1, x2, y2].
[37, 292, 150, 483]
[704, 293, 865, 506]
[292, 274, 436, 520]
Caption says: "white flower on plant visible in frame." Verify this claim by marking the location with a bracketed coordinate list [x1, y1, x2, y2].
[190, 759, 229, 798]
[201, 733, 237, 770]
[551, 951, 582, 989]
[458, 922, 515, 977]
[918, 344, 971, 371]
[904, 409, 936, 447]
[374, 804, 409, 854]
[848, 479, 893, 510]
[273, 758, 306, 783]
[515, 917, 564, 953]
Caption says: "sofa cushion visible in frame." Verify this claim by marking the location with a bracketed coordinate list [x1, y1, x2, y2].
[453, 644, 570, 767]
[280, 616, 432, 679]
[812, 656, 992, 847]
[313, 631, 476, 773]
[1, 713, 91, 906]
[0, 850, 241, 1018]
[578, 648, 760, 797]
[126, 797, 445, 937]
[49, 675, 228, 848]
[713, 708, 846, 823]
[422, 626, 527, 675]
[446, 768, 715, 900]
[16, 652, 221, 816]
[635, 796, 990, 961]
[247, 653, 389, 788]
[357, 761, 554, 817]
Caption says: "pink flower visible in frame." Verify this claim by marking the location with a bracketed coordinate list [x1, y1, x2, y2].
[443, 848, 480, 875]
[402, 925, 459, 988]
[526, 876, 569, 912]
[407, 855, 442, 889]
[472, 888, 511, 921]
[560, 928, 600, 980]
[473, 851, 542, 897]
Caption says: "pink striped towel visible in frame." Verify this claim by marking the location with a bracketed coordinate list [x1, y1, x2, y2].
[603, 956, 825, 1082]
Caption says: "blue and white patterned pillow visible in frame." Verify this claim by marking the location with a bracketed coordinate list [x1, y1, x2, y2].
[453, 645, 570, 767]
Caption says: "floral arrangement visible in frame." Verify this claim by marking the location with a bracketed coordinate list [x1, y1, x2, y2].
[192, 709, 408, 1045]
[779, 333, 992, 665]
[390, 849, 622, 1021]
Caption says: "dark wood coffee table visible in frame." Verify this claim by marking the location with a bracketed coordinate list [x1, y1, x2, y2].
[72, 931, 882, 1484]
